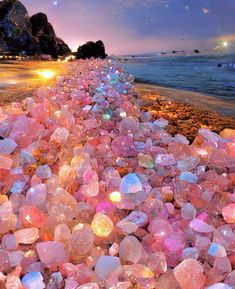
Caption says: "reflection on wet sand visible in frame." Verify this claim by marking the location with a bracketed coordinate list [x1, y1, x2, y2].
[0, 61, 67, 105]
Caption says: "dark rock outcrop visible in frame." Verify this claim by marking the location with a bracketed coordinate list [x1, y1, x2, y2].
[0, 0, 40, 55]
[30, 12, 71, 58]
[76, 40, 107, 59]
[0, 0, 71, 58]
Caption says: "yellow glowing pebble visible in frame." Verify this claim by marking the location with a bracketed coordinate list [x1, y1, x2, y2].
[91, 213, 113, 237]
[220, 128, 235, 140]
[109, 191, 121, 203]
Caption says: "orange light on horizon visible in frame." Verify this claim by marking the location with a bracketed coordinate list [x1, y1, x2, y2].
[36, 70, 56, 80]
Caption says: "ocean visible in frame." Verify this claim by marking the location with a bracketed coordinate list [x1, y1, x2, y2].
[118, 53, 235, 102]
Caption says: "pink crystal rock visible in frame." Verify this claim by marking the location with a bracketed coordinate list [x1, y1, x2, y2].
[25, 184, 47, 206]
[0, 155, 13, 170]
[116, 211, 148, 234]
[19, 206, 46, 228]
[0, 138, 17, 154]
[189, 219, 214, 233]
[69, 224, 94, 256]
[119, 236, 142, 263]
[50, 127, 69, 143]
[77, 283, 99, 289]
[119, 173, 143, 194]
[36, 241, 68, 265]
[94, 256, 121, 279]
[155, 153, 176, 166]
[14, 228, 39, 244]
[222, 204, 235, 224]
[111, 136, 137, 157]
[173, 258, 206, 289]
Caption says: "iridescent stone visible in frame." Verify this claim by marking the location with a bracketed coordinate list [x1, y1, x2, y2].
[119, 236, 142, 263]
[119, 173, 142, 194]
[206, 284, 233, 289]
[137, 153, 154, 169]
[148, 218, 172, 241]
[111, 136, 137, 157]
[116, 211, 148, 234]
[19, 149, 36, 167]
[22, 272, 45, 289]
[95, 256, 121, 279]
[50, 127, 69, 143]
[91, 213, 113, 237]
[36, 241, 68, 265]
[208, 243, 227, 257]
[155, 154, 176, 166]
[182, 247, 199, 260]
[179, 171, 198, 183]
[222, 204, 235, 224]
[173, 258, 205, 289]
[181, 203, 197, 220]
[189, 219, 214, 233]
[35, 165, 52, 179]
[14, 228, 39, 244]
[0, 138, 17, 154]
[25, 184, 47, 206]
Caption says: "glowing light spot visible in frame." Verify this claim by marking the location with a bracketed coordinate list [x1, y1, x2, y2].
[223, 41, 228, 47]
[109, 191, 121, 203]
[202, 7, 209, 14]
[36, 70, 56, 80]
[53, 0, 58, 6]
[91, 213, 113, 237]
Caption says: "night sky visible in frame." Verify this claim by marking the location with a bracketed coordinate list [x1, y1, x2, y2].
[21, 0, 235, 55]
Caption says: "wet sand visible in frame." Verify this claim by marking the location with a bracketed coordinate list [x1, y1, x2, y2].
[136, 83, 235, 142]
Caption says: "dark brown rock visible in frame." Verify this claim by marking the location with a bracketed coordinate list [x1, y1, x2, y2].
[75, 40, 107, 59]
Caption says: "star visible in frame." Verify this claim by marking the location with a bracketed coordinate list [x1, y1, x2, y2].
[53, 1, 58, 6]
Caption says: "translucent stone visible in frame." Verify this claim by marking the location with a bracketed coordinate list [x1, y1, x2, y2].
[109, 191, 122, 203]
[206, 284, 232, 289]
[14, 228, 39, 244]
[91, 213, 113, 237]
[25, 184, 47, 206]
[95, 256, 121, 279]
[148, 218, 172, 241]
[0, 138, 17, 154]
[176, 157, 200, 171]
[137, 153, 154, 169]
[119, 173, 142, 194]
[0, 248, 10, 272]
[181, 203, 197, 220]
[19, 206, 46, 228]
[77, 283, 99, 289]
[54, 224, 71, 244]
[182, 247, 199, 260]
[155, 154, 176, 166]
[9, 251, 24, 267]
[119, 117, 139, 135]
[119, 236, 142, 263]
[0, 155, 13, 170]
[220, 128, 235, 140]
[148, 252, 167, 276]
[156, 269, 182, 289]
[6, 275, 22, 289]
[111, 136, 137, 157]
[59, 164, 76, 183]
[19, 149, 36, 167]
[50, 127, 69, 143]
[173, 258, 205, 289]
[22, 272, 45, 289]
[154, 117, 169, 128]
[208, 243, 227, 257]
[116, 211, 148, 234]
[179, 171, 198, 183]
[0, 201, 17, 234]
[80, 169, 99, 197]
[189, 219, 214, 233]
[36, 241, 68, 265]
[69, 224, 94, 256]
[65, 278, 79, 289]
[222, 204, 235, 224]
[35, 165, 52, 179]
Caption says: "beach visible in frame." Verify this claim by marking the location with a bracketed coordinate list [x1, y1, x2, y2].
[0, 59, 235, 288]
[1, 60, 234, 142]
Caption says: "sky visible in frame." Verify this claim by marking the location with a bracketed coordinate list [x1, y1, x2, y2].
[21, 0, 235, 55]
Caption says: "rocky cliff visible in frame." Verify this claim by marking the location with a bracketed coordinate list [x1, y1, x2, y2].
[0, 0, 71, 57]
[76, 40, 107, 59]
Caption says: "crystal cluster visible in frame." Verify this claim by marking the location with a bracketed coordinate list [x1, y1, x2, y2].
[0, 59, 234, 289]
